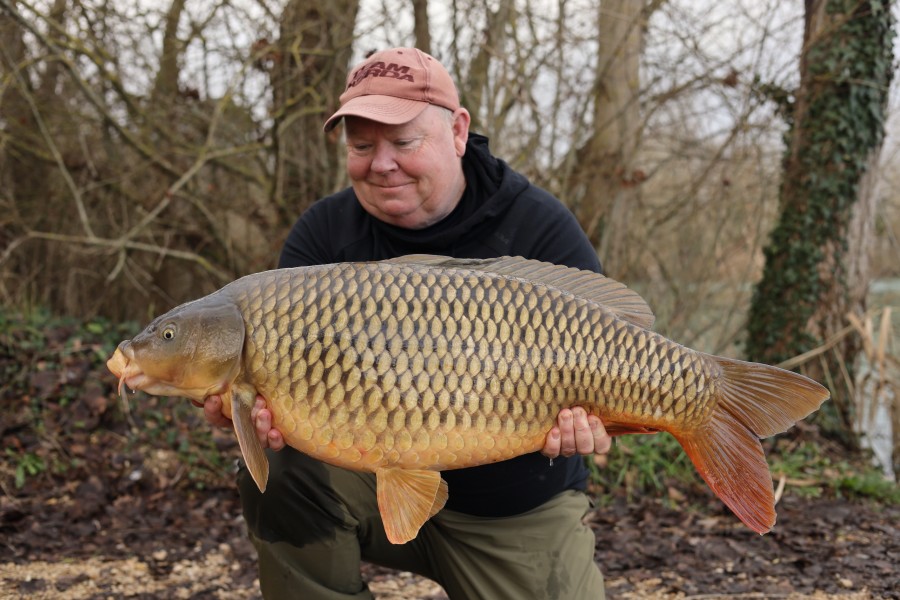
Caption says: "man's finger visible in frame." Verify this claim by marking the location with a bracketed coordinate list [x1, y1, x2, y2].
[571, 407, 595, 454]
[541, 427, 561, 458]
[589, 416, 612, 455]
[267, 428, 286, 451]
[203, 395, 231, 428]
[250, 396, 265, 422]
[203, 396, 225, 427]
[255, 408, 272, 445]
[203, 395, 220, 418]
[558, 408, 577, 456]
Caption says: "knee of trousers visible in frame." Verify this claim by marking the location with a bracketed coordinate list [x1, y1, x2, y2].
[237, 448, 377, 548]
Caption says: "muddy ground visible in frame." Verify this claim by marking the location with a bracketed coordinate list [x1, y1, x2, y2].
[1, 319, 898, 599]
[2, 467, 897, 599]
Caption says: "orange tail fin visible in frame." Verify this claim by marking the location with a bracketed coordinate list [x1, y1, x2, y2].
[672, 356, 829, 534]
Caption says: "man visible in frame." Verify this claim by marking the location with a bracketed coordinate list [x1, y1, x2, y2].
[201, 47, 611, 599]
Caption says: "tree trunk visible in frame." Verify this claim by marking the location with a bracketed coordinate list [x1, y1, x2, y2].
[270, 0, 359, 222]
[412, 0, 431, 55]
[462, 0, 514, 133]
[151, 0, 187, 107]
[746, 0, 894, 445]
[0, 0, 53, 216]
[590, 0, 645, 273]
[568, 0, 657, 274]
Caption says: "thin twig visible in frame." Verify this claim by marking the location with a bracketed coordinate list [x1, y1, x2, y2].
[776, 307, 896, 371]
[23, 230, 231, 282]
[0, 7, 95, 239]
[685, 594, 791, 599]
[773, 473, 787, 505]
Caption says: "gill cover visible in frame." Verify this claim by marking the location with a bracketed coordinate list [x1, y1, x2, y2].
[125, 295, 246, 400]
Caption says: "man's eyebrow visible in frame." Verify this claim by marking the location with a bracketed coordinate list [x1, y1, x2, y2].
[392, 128, 426, 138]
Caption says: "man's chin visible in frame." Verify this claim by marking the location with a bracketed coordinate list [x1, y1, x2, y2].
[360, 198, 423, 227]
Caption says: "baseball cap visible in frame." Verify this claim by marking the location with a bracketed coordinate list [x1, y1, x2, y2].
[323, 48, 460, 132]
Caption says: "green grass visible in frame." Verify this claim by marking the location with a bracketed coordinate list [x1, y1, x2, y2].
[5, 448, 47, 488]
[587, 432, 701, 506]
[768, 439, 900, 503]
[588, 432, 900, 506]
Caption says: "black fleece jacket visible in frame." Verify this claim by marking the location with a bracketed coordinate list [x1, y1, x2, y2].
[278, 133, 602, 516]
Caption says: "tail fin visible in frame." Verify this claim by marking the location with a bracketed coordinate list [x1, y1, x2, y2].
[672, 357, 829, 534]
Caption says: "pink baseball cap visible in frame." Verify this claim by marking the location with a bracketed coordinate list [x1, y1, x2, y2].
[323, 48, 460, 132]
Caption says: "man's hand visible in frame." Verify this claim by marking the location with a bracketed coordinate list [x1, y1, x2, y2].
[542, 407, 611, 458]
[194, 395, 286, 451]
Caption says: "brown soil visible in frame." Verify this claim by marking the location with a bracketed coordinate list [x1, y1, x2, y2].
[2, 480, 897, 599]
[1, 319, 898, 599]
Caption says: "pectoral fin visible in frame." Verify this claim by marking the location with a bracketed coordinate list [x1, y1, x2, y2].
[228, 386, 269, 493]
[375, 468, 448, 544]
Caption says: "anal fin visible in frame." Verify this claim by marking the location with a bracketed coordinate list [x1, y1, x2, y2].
[603, 422, 660, 436]
[228, 385, 269, 493]
[376, 468, 448, 544]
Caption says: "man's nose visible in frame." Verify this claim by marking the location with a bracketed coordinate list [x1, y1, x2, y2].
[370, 143, 398, 173]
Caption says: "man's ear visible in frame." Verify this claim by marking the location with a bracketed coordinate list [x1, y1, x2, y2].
[452, 108, 471, 156]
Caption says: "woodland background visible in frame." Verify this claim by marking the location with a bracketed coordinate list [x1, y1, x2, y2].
[2, 0, 898, 468]
[2, 0, 900, 597]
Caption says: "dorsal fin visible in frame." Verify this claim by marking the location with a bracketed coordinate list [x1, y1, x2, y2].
[381, 255, 655, 329]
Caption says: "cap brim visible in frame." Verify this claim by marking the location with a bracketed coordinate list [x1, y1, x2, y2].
[323, 95, 430, 132]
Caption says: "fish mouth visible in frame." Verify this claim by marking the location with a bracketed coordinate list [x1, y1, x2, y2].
[107, 344, 146, 397]
[106, 343, 219, 402]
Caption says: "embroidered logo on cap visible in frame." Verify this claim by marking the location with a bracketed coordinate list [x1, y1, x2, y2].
[347, 62, 415, 88]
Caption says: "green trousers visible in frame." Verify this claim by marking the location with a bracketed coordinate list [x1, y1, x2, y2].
[238, 449, 606, 600]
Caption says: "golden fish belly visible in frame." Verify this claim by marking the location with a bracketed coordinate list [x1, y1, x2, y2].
[232, 262, 719, 472]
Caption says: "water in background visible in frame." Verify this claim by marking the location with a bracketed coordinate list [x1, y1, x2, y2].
[857, 279, 899, 481]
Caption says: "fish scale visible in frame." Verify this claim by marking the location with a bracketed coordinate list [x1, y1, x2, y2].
[233, 262, 716, 472]
[107, 254, 829, 544]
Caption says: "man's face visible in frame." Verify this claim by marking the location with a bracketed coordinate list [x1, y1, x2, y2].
[344, 106, 471, 229]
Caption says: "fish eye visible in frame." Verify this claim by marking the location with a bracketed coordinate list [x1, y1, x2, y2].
[162, 326, 176, 340]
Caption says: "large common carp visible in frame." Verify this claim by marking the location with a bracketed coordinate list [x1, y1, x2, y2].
[107, 255, 828, 544]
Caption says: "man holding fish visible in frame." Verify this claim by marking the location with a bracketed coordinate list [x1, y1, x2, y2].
[92, 45, 824, 598]
[203, 48, 612, 598]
